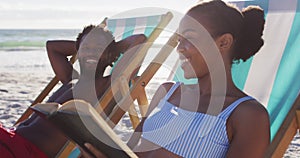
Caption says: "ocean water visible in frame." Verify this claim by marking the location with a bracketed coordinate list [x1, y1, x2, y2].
[0, 29, 80, 51]
[0, 29, 178, 76]
[0, 29, 80, 73]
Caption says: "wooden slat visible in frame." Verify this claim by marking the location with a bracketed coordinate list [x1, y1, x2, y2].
[119, 76, 140, 129]
[270, 117, 298, 158]
[296, 110, 300, 128]
[57, 141, 77, 158]
[131, 77, 149, 117]
[137, 86, 149, 117]
[265, 94, 300, 157]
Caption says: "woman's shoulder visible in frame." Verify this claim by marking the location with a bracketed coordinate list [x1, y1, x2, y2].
[230, 97, 270, 129]
[150, 82, 177, 103]
[227, 97, 270, 154]
[160, 81, 177, 90]
[236, 98, 268, 117]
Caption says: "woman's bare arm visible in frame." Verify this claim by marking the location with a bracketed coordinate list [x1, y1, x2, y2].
[226, 101, 270, 158]
[46, 40, 78, 84]
[115, 34, 147, 53]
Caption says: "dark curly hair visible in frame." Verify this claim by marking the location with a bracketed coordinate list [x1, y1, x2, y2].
[187, 0, 265, 63]
[75, 25, 119, 67]
[75, 25, 115, 51]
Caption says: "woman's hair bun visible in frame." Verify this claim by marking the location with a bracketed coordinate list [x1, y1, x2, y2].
[234, 6, 265, 62]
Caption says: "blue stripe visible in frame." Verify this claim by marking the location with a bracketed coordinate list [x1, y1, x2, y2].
[232, 0, 269, 13]
[107, 19, 117, 35]
[232, 57, 253, 93]
[122, 18, 136, 39]
[267, 1, 300, 140]
[142, 91, 252, 157]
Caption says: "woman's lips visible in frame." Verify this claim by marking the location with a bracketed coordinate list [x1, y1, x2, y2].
[85, 59, 98, 64]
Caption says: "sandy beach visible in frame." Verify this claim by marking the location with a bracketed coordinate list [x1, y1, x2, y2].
[0, 49, 299, 157]
[1, 71, 300, 157]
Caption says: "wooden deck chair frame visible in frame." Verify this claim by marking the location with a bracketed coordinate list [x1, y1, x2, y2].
[14, 12, 173, 125]
[265, 94, 300, 157]
[56, 12, 174, 157]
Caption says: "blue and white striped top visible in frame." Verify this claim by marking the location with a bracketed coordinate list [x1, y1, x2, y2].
[142, 82, 253, 158]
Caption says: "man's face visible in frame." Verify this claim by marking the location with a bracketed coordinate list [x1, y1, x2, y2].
[77, 28, 111, 74]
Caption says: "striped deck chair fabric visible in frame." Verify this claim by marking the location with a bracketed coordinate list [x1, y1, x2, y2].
[104, 14, 165, 76]
[107, 14, 163, 40]
[231, 0, 300, 142]
[66, 13, 171, 158]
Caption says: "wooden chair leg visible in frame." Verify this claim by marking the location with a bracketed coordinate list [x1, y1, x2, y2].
[57, 141, 76, 158]
[265, 95, 300, 158]
[132, 77, 149, 117]
[119, 76, 140, 129]
[137, 88, 149, 117]
[128, 104, 140, 129]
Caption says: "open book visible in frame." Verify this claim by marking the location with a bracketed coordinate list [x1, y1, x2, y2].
[30, 100, 137, 158]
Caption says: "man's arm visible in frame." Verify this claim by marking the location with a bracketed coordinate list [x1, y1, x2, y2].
[46, 40, 78, 84]
[108, 34, 147, 83]
[115, 34, 147, 53]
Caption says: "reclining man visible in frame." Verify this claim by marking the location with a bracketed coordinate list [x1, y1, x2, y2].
[0, 25, 146, 158]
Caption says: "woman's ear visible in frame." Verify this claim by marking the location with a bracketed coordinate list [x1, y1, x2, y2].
[215, 33, 233, 52]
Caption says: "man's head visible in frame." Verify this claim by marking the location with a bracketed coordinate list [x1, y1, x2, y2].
[76, 25, 119, 77]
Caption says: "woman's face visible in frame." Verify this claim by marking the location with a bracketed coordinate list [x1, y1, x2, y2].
[77, 29, 112, 73]
[177, 15, 217, 79]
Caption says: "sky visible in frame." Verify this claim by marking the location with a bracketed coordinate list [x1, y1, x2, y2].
[0, 0, 199, 29]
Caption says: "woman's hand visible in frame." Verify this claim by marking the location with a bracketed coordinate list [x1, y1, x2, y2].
[78, 143, 107, 158]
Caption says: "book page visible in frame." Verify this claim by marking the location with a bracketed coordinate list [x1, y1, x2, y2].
[58, 99, 138, 158]
[31, 102, 61, 116]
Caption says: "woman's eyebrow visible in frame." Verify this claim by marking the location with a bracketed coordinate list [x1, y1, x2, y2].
[180, 29, 197, 35]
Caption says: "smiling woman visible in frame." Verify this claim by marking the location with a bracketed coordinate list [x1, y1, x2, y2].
[79, 1, 270, 158]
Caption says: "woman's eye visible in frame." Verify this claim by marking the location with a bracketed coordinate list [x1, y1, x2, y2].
[184, 36, 194, 40]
